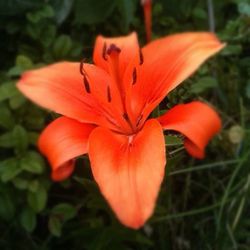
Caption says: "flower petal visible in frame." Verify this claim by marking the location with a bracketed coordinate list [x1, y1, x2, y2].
[88, 119, 166, 229]
[158, 101, 222, 158]
[129, 32, 225, 121]
[93, 32, 140, 78]
[17, 62, 119, 129]
[38, 116, 95, 181]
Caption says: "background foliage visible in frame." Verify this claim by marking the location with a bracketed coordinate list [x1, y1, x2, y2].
[0, 0, 250, 249]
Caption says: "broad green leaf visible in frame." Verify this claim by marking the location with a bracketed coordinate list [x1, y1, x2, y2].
[0, 82, 19, 102]
[0, 0, 43, 16]
[52, 203, 77, 221]
[7, 66, 23, 77]
[27, 185, 47, 213]
[21, 151, 45, 174]
[24, 105, 46, 129]
[0, 158, 22, 182]
[9, 93, 26, 109]
[221, 44, 242, 56]
[28, 132, 39, 145]
[16, 55, 33, 69]
[0, 131, 14, 148]
[190, 77, 218, 94]
[117, 0, 137, 32]
[238, 2, 250, 16]
[20, 208, 37, 232]
[53, 35, 73, 58]
[48, 215, 62, 237]
[0, 106, 14, 129]
[51, 0, 74, 24]
[0, 193, 15, 220]
[26, 4, 54, 23]
[40, 24, 57, 48]
[28, 180, 39, 193]
[74, 0, 116, 24]
[12, 125, 29, 154]
[192, 7, 207, 19]
[12, 177, 28, 190]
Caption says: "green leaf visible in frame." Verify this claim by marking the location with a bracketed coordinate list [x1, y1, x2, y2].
[0, 82, 19, 102]
[53, 35, 73, 58]
[16, 55, 33, 69]
[20, 208, 36, 232]
[48, 215, 62, 237]
[221, 44, 242, 56]
[12, 177, 28, 190]
[7, 66, 23, 77]
[26, 4, 54, 23]
[0, 131, 14, 148]
[28, 132, 39, 145]
[192, 7, 207, 20]
[27, 185, 47, 213]
[238, 2, 250, 16]
[52, 0, 74, 24]
[190, 77, 218, 94]
[117, 0, 136, 32]
[28, 180, 40, 193]
[0, 106, 15, 129]
[0, 0, 43, 16]
[12, 125, 29, 154]
[52, 203, 77, 221]
[0, 193, 15, 220]
[9, 93, 26, 109]
[0, 158, 22, 182]
[40, 24, 56, 48]
[74, 0, 116, 24]
[21, 151, 45, 174]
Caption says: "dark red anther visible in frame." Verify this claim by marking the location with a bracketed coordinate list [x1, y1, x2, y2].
[136, 114, 143, 127]
[83, 76, 91, 93]
[102, 42, 107, 61]
[80, 59, 85, 76]
[107, 86, 112, 102]
[132, 68, 137, 85]
[139, 49, 144, 65]
[107, 44, 121, 55]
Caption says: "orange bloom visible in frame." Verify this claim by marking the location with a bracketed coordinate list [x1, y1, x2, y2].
[17, 32, 224, 229]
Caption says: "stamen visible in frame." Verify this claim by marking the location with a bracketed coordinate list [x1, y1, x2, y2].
[136, 114, 143, 127]
[139, 49, 144, 65]
[83, 76, 91, 93]
[107, 86, 112, 102]
[107, 44, 121, 55]
[102, 42, 107, 60]
[132, 68, 137, 85]
[79, 59, 86, 76]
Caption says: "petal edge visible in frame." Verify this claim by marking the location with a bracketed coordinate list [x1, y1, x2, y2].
[38, 116, 95, 181]
[158, 101, 221, 158]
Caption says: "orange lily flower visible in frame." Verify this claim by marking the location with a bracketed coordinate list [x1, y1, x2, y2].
[17, 32, 224, 229]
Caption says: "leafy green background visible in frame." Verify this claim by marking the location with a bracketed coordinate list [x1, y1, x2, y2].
[0, 0, 250, 249]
